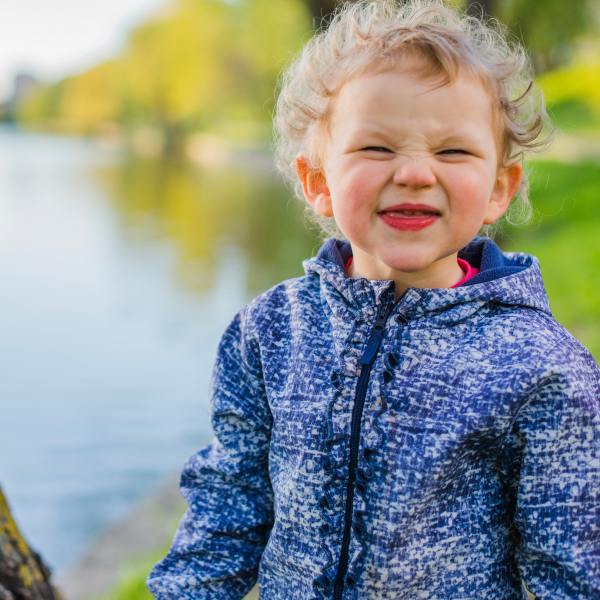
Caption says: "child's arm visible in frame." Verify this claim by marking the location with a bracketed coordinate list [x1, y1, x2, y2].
[501, 337, 600, 599]
[147, 309, 273, 600]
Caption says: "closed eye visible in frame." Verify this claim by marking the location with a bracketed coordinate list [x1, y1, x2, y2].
[438, 149, 470, 155]
[362, 146, 393, 153]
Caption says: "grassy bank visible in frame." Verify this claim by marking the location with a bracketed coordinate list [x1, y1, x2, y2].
[98, 549, 257, 600]
[500, 159, 600, 360]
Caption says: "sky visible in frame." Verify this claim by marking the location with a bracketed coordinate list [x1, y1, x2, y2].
[0, 0, 167, 102]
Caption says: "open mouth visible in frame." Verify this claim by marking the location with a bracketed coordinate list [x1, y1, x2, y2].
[378, 203, 441, 231]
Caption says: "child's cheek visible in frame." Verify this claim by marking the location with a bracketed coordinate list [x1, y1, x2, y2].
[333, 167, 377, 212]
[444, 166, 492, 214]
[331, 176, 376, 241]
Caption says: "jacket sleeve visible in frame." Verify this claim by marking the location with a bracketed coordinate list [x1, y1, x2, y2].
[501, 337, 600, 600]
[147, 308, 274, 600]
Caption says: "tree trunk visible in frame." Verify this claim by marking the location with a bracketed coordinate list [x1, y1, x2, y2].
[304, 0, 345, 25]
[465, 0, 497, 20]
[0, 487, 61, 600]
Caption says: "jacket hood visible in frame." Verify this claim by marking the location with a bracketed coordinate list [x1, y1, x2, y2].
[303, 238, 552, 325]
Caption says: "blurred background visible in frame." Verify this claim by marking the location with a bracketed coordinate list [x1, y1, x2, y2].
[0, 0, 598, 598]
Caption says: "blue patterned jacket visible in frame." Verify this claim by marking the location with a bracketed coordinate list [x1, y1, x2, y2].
[147, 238, 600, 600]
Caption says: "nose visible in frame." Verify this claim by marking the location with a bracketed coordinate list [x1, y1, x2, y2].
[392, 160, 436, 189]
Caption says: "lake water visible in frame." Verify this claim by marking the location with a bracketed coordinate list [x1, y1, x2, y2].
[0, 126, 316, 573]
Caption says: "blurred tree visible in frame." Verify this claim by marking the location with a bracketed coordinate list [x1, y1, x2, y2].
[16, 81, 67, 129]
[120, 0, 232, 152]
[303, 0, 486, 25]
[303, 0, 598, 73]
[17, 0, 311, 153]
[465, 0, 497, 19]
[304, 0, 339, 22]
[537, 41, 600, 124]
[59, 62, 122, 133]
[497, 0, 598, 72]
[15, 0, 599, 142]
[0, 487, 61, 600]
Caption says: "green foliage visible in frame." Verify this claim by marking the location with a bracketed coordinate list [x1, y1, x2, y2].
[537, 43, 600, 131]
[496, 0, 599, 72]
[96, 544, 256, 600]
[106, 568, 155, 600]
[17, 0, 311, 145]
[500, 159, 600, 360]
[96, 550, 163, 600]
[16, 79, 68, 126]
[548, 100, 600, 133]
[17, 0, 600, 142]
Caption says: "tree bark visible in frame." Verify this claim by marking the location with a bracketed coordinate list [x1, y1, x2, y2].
[465, 0, 497, 20]
[304, 0, 345, 26]
[0, 487, 61, 600]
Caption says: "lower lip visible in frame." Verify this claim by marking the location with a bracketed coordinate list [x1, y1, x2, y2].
[379, 212, 440, 231]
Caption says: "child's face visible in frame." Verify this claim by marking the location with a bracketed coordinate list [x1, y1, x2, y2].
[296, 67, 521, 288]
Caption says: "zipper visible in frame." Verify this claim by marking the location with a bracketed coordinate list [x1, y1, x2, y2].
[332, 303, 392, 600]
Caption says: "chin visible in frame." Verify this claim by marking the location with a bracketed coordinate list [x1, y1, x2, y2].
[380, 251, 438, 274]
[389, 262, 432, 274]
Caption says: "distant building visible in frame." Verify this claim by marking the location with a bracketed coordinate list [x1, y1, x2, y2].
[0, 72, 40, 122]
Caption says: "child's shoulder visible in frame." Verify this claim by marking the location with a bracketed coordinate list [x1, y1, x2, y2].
[486, 304, 599, 387]
[532, 316, 599, 380]
[239, 272, 321, 330]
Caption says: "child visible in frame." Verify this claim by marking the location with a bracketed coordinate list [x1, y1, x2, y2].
[147, 1, 600, 598]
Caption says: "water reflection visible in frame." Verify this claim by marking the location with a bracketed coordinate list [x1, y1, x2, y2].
[95, 155, 319, 297]
[0, 127, 316, 573]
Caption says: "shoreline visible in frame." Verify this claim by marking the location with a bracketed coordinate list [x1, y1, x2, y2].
[57, 474, 258, 600]
[58, 474, 186, 600]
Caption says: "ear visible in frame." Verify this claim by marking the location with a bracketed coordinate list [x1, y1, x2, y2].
[294, 153, 334, 218]
[483, 162, 523, 224]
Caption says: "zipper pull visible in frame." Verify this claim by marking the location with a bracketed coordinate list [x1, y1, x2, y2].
[374, 304, 390, 327]
[359, 304, 392, 366]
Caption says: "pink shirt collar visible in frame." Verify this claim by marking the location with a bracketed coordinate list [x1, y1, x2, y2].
[452, 258, 479, 288]
[344, 257, 479, 288]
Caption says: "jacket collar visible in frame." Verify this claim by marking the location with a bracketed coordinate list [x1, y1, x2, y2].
[303, 237, 552, 322]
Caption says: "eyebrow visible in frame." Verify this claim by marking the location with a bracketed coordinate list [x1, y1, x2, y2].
[340, 123, 397, 142]
[435, 132, 485, 145]
[343, 124, 486, 147]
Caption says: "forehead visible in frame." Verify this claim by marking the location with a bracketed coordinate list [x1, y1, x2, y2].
[329, 67, 495, 142]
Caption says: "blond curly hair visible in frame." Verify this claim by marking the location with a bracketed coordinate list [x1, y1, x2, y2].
[274, 0, 553, 237]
